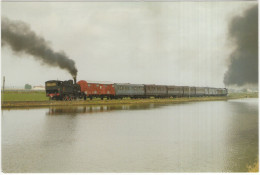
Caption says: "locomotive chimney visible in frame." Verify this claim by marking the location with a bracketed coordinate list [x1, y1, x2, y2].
[73, 76, 77, 84]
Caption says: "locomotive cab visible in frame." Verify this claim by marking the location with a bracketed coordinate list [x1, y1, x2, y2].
[45, 80, 62, 100]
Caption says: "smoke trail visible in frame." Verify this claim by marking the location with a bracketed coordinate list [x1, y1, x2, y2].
[224, 5, 258, 86]
[1, 17, 78, 77]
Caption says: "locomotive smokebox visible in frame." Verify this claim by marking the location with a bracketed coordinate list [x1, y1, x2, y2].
[73, 76, 77, 84]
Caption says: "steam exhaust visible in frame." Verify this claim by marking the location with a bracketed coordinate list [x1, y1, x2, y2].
[2, 16, 78, 78]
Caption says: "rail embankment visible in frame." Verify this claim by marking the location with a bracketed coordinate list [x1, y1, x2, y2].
[1, 91, 258, 108]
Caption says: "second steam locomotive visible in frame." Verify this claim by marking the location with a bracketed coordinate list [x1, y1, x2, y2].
[45, 78, 228, 101]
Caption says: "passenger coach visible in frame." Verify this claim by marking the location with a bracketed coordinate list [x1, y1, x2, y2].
[45, 79, 228, 100]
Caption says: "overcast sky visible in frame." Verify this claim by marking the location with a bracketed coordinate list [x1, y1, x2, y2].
[1, 1, 257, 88]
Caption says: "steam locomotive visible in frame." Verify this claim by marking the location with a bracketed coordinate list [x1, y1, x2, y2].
[45, 78, 228, 101]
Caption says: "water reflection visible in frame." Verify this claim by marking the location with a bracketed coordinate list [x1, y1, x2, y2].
[40, 110, 79, 172]
[46, 104, 162, 116]
[47, 106, 111, 116]
[2, 98, 258, 172]
[224, 99, 258, 172]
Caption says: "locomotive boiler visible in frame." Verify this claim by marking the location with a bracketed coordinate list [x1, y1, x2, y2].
[45, 78, 84, 100]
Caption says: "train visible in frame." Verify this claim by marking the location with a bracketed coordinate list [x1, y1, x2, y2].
[45, 78, 228, 101]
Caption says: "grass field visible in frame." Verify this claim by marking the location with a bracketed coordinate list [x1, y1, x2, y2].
[228, 92, 258, 98]
[1, 91, 49, 102]
[1, 91, 258, 102]
[1, 91, 258, 108]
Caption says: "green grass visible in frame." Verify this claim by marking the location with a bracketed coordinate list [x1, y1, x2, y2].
[1, 91, 258, 108]
[1, 91, 49, 101]
[228, 92, 258, 98]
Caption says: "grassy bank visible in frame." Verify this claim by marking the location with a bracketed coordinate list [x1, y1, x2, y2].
[228, 92, 258, 98]
[248, 161, 259, 172]
[1, 91, 49, 102]
[1, 91, 258, 108]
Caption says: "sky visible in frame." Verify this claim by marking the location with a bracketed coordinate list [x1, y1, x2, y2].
[1, 1, 257, 88]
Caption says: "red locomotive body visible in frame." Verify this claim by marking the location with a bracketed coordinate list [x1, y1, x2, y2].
[77, 80, 115, 99]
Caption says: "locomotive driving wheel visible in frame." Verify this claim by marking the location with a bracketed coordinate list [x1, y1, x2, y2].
[63, 96, 69, 101]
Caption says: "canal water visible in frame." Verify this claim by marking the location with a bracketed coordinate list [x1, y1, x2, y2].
[2, 98, 258, 172]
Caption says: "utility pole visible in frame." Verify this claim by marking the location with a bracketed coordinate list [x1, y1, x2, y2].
[2, 76, 5, 93]
[189, 87, 190, 98]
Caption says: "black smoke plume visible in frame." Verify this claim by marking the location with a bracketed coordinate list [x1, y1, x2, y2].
[1, 17, 78, 77]
[224, 5, 258, 86]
